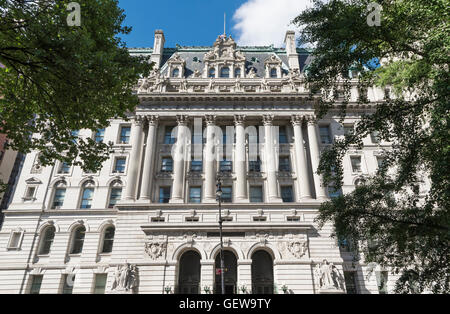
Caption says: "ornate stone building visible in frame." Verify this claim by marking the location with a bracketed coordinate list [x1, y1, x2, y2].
[0, 30, 397, 294]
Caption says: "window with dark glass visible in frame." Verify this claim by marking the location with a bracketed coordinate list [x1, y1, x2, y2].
[80, 187, 94, 209]
[108, 188, 122, 208]
[113, 157, 126, 173]
[208, 68, 215, 78]
[350, 156, 362, 172]
[220, 160, 232, 172]
[71, 130, 79, 144]
[190, 160, 202, 172]
[29, 275, 43, 294]
[221, 186, 232, 203]
[343, 125, 354, 136]
[70, 226, 86, 254]
[189, 187, 201, 203]
[344, 272, 358, 294]
[93, 274, 107, 294]
[119, 126, 131, 144]
[164, 126, 176, 144]
[377, 271, 389, 294]
[234, 68, 241, 78]
[58, 162, 70, 174]
[281, 186, 294, 203]
[39, 226, 55, 255]
[250, 186, 263, 203]
[95, 129, 105, 143]
[220, 67, 230, 78]
[101, 227, 115, 253]
[161, 158, 173, 172]
[319, 126, 331, 144]
[159, 187, 171, 203]
[371, 131, 381, 143]
[328, 186, 342, 198]
[249, 158, 261, 172]
[52, 188, 66, 209]
[279, 126, 288, 143]
[61, 274, 75, 294]
[278, 157, 291, 172]
[270, 68, 277, 78]
[172, 68, 180, 77]
[376, 156, 384, 169]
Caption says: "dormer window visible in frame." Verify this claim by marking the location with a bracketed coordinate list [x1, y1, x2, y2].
[220, 67, 230, 78]
[172, 68, 180, 78]
[234, 68, 241, 78]
[270, 68, 277, 78]
[208, 68, 215, 78]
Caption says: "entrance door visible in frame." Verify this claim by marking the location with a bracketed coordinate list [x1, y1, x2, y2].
[251, 250, 274, 294]
[215, 250, 237, 294]
[178, 251, 201, 294]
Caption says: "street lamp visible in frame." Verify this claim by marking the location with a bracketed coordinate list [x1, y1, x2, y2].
[216, 175, 225, 295]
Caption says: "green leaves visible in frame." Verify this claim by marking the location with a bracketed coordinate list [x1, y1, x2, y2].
[294, 0, 450, 293]
[0, 0, 151, 172]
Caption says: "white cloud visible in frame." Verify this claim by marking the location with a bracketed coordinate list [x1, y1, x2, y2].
[232, 0, 312, 47]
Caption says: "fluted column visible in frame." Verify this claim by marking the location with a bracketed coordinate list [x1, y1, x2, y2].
[234, 115, 248, 202]
[263, 115, 282, 203]
[203, 115, 217, 203]
[139, 115, 159, 201]
[306, 116, 329, 200]
[170, 115, 189, 203]
[292, 115, 313, 200]
[124, 116, 145, 201]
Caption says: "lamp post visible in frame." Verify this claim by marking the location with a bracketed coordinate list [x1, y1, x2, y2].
[216, 176, 225, 295]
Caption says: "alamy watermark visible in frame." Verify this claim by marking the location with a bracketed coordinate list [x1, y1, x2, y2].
[67, 2, 81, 27]
[367, 2, 382, 27]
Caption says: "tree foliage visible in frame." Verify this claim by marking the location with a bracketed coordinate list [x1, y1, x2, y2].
[0, 0, 151, 177]
[293, 0, 449, 293]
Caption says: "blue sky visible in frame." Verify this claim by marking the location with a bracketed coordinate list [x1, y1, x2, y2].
[117, 0, 312, 48]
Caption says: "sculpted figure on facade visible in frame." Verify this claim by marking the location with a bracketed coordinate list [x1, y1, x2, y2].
[110, 264, 138, 293]
[248, 68, 257, 78]
[287, 240, 308, 259]
[145, 241, 167, 260]
[314, 259, 344, 291]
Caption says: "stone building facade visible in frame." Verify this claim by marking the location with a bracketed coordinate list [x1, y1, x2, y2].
[0, 31, 397, 294]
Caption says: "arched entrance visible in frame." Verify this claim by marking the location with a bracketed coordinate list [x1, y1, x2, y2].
[214, 250, 237, 294]
[178, 251, 201, 294]
[251, 250, 274, 294]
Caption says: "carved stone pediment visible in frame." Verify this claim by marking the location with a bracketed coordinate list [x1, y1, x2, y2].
[204, 35, 245, 62]
[264, 54, 282, 66]
[145, 242, 167, 260]
[167, 53, 185, 65]
[287, 240, 308, 259]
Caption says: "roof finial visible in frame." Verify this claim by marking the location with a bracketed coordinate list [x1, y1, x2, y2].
[224, 12, 226, 37]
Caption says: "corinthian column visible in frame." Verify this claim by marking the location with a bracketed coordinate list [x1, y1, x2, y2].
[170, 115, 189, 203]
[292, 115, 313, 200]
[306, 115, 329, 200]
[203, 115, 217, 203]
[124, 116, 145, 201]
[234, 115, 248, 202]
[262, 115, 282, 203]
[140, 115, 159, 201]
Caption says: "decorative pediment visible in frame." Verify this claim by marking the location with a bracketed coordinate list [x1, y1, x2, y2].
[264, 54, 282, 66]
[204, 35, 245, 62]
[167, 53, 185, 65]
[25, 177, 42, 185]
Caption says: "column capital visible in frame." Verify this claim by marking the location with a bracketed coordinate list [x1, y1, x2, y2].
[205, 115, 216, 126]
[262, 114, 274, 126]
[304, 114, 317, 125]
[291, 115, 304, 126]
[234, 115, 246, 126]
[176, 115, 189, 126]
[145, 115, 159, 126]
[132, 115, 145, 126]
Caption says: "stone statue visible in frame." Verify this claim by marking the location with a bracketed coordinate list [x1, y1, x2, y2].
[248, 68, 257, 78]
[111, 265, 121, 290]
[314, 259, 344, 291]
[110, 264, 138, 293]
[193, 69, 201, 78]
[261, 78, 269, 92]
[180, 78, 188, 92]
[234, 77, 242, 92]
[207, 78, 215, 92]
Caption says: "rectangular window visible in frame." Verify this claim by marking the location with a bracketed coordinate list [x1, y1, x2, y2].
[93, 274, 107, 294]
[371, 131, 380, 143]
[278, 157, 291, 172]
[328, 186, 342, 198]
[119, 126, 131, 144]
[281, 186, 294, 203]
[279, 126, 288, 144]
[220, 160, 232, 172]
[343, 124, 354, 136]
[350, 156, 362, 172]
[29, 275, 43, 294]
[161, 158, 173, 172]
[164, 126, 176, 144]
[250, 186, 263, 203]
[80, 188, 94, 209]
[8, 231, 22, 249]
[113, 157, 126, 174]
[25, 186, 36, 199]
[249, 158, 261, 172]
[108, 188, 122, 208]
[52, 188, 66, 209]
[344, 272, 358, 294]
[253, 216, 267, 222]
[58, 162, 71, 174]
[159, 187, 171, 203]
[376, 156, 384, 169]
[189, 187, 202, 203]
[338, 237, 355, 253]
[319, 126, 331, 144]
[95, 128, 105, 143]
[221, 186, 232, 203]
[61, 274, 75, 294]
[190, 160, 203, 172]
[71, 130, 79, 144]
[377, 271, 389, 294]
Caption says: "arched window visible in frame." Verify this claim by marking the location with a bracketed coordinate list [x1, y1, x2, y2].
[101, 226, 115, 253]
[172, 68, 180, 78]
[234, 68, 241, 78]
[208, 68, 215, 78]
[80, 180, 95, 209]
[220, 67, 230, 78]
[51, 181, 66, 209]
[251, 250, 274, 294]
[270, 68, 277, 78]
[178, 251, 201, 294]
[70, 226, 86, 254]
[39, 226, 56, 255]
[108, 180, 122, 208]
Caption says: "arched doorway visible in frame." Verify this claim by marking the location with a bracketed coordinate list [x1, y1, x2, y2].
[251, 250, 274, 294]
[215, 250, 237, 294]
[178, 251, 201, 294]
